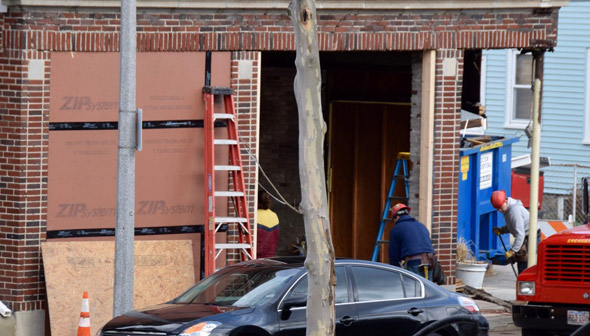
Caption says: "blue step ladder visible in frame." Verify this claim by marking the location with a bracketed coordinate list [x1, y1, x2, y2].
[371, 152, 410, 262]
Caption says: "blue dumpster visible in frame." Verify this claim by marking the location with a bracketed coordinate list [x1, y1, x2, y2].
[458, 135, 520, 263]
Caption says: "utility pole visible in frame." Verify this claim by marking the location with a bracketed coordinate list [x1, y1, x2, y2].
[114, 0, 137, 316]
[528, 49, 544, 268]
[528, 78, 541, 268]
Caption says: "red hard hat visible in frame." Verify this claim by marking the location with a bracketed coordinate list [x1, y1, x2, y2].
[490, 190, 506, 209]
[390, 203, 411, 217]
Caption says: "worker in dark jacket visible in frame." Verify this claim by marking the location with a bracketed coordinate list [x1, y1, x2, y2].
[388, 203, 436, 280]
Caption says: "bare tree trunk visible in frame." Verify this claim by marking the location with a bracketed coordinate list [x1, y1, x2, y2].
[289, 1, 336, 336]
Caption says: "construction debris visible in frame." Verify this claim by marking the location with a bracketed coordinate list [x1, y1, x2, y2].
[462, 135, 492, 146]
[462, 285, 512, 311]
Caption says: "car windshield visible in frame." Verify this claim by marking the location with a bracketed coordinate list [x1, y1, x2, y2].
[174, 266, 300, 307]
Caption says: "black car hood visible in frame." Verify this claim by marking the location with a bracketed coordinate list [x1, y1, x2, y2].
[102, 302, 250, 332]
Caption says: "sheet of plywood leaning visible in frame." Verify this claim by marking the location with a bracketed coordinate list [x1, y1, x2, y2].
[42, 240, 195, 336]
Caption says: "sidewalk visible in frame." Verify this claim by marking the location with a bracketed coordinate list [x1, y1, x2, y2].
[475, 264, 520, 335]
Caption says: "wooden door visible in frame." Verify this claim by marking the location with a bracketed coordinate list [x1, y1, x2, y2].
[328, 102, 410, 260]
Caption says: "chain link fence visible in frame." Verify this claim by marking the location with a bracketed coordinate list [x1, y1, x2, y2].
[539, 164, 590, 225]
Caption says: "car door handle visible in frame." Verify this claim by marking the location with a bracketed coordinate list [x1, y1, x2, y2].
[340, 316, 357, 326]
[407, 308, 424, 316]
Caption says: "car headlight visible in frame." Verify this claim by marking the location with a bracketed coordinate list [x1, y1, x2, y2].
[518, 281, 535, 296]
[179, 322, 222, 336]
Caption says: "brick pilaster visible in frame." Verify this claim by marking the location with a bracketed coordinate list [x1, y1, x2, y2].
[0, 50, 50, 311]
[431, 49, 464, 284]
[231, 51, 260, 258]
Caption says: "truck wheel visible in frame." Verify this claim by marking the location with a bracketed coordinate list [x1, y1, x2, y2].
[522, 329, 548, 336]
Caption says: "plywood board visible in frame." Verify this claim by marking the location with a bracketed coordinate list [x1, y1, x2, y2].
[419, 50, 436, 230]
[328, 102, 410, 261]
[47, 51, 232, 232]
[49, 52, 230, 122]
[353, 105, 383, 260]
[47, 127, 228, 230]
[42, 240, 195, 336]
[329, 104, 355, 258]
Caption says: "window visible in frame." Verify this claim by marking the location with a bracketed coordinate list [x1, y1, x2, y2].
[176, 267, 300, 307]
[402, 274, 421, 298]
[351, 266, 406, 301]
[286, 275, 307, 299]
[334, 267, 350, 303]
[285, 266, 350, 304]
[505, 50, 534, 129]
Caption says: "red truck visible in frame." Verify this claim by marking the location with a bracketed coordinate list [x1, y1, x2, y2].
[512, 178, 590, 336]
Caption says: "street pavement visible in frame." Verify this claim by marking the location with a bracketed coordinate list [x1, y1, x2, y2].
[475, 264, 520, 336]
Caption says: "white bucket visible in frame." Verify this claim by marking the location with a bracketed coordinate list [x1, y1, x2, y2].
[456, 261, 488, 289]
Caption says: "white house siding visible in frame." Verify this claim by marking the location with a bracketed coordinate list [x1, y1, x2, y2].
[483, 1, 590, 196]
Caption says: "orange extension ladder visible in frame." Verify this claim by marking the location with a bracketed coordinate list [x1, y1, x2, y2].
[203, 86, 254, 277]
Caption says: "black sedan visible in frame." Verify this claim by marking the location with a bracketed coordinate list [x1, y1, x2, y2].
[99, 257, 488, 336]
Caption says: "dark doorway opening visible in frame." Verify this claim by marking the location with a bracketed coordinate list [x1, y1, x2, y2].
[260, 51, 412, 260]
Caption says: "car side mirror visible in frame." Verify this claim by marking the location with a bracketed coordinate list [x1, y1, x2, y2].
[280, 295, 306, 320]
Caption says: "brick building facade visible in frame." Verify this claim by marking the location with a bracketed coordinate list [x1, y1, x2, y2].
[0, 1, 566, 335]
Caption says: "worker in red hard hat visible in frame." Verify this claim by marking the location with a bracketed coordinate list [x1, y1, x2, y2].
[490, 190, 539, 274]
[388, 203, 436, 281]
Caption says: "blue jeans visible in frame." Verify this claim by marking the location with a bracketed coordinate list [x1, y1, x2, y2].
[406, 259, 434, 281]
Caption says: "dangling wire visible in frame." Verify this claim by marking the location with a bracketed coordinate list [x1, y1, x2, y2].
[238, 135, 302, 214]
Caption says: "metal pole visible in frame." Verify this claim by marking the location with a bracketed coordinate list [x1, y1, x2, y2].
[528, 79, 541, 268]
[114, 0, 137, 317]
[558, 196, 564, 220]
[573, 165, 578, 224]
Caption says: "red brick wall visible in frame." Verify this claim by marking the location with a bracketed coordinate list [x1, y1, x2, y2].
[432, 49, 464, 284]
[0, 7, 559, 310]
[2, 10, 558, 52]
[230, 51, 260, 257]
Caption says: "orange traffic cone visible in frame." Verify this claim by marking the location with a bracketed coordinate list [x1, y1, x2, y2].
[77, 291, 91, 336]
